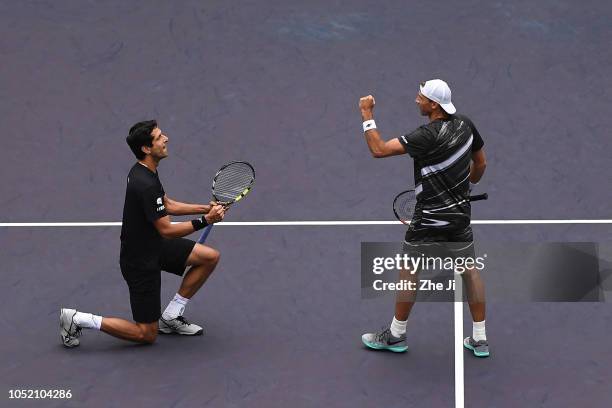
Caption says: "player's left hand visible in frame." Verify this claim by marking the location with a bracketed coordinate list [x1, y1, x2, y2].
[205, 205, 225, 224]
[359, 95, 375, 111]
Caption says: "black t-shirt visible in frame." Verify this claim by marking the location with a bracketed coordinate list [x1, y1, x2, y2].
[120, 163, 168, 268]
[397, 114, 484, 231]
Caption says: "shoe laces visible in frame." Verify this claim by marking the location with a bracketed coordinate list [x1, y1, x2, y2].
[375, 327, 391, 342]
[69, 316, 82, 339]
[175, 315, 190, 326]
[469, 337, 487, 347]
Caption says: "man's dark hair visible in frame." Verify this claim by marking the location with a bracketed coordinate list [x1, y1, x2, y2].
[126, 120, 157, 160]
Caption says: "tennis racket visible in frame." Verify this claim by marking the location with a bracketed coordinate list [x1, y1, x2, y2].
[197, 161, 255, 244]
[393, 190, 488, 225]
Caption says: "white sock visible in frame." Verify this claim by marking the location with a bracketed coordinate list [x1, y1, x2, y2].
[162, 293, 189, 320]
[473, 320, 486, 341]
[73, 312, 102, 330]
[390, 317, 407, 338]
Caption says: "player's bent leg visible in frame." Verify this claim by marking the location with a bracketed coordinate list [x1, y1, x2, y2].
[178, 244, 220, 299]
[156, 243, 216, 336]
[100, 318, 158, 344]
[186, 243, 220, 267]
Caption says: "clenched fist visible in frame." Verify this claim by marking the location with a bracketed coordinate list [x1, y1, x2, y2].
[359, 95, 376, 111]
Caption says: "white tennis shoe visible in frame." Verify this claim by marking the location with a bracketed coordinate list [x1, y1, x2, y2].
[59, 308, 82, 348]
[158, 315, 203, 336]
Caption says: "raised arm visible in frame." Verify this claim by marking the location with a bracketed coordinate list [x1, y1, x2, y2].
[359, 95, 406, 158]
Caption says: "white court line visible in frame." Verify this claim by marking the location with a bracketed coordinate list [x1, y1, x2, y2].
[1, 219, 612, 227]
[454, 275, 464, 408]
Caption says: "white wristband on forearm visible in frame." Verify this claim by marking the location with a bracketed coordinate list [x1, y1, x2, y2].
[362, 120, 376, 132]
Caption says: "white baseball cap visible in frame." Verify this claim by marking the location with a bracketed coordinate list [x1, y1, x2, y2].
[419, 79, 456, 114]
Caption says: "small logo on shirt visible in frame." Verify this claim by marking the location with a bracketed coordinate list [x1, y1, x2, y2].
[156, 197, 165, 212]
[157, 197, 163, 205]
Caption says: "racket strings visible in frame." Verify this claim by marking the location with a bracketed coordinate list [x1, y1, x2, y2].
[215, 171, 253, 192]
[213, 164, 254, 202]
[394, 191, 417, 221]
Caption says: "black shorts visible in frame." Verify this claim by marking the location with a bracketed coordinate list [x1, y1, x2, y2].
[403, 225, 476, 260]
[120, 238, 196, 323]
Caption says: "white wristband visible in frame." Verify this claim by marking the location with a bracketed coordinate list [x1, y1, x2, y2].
[362, 119, 377, 132]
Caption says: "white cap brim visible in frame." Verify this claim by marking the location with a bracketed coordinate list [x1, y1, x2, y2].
[420, 80, 457, 114]
[440, 102, 456, 114]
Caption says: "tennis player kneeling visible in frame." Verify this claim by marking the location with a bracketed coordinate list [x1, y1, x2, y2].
[60, 120, 225, 347]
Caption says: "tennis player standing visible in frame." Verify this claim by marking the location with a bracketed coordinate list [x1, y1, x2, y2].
[359, 80, 490, 357]
[59, 120, 225, 347]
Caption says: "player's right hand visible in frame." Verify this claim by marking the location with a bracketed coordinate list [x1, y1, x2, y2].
[204, 205, 225, 224]
[359, 95, 375, 111]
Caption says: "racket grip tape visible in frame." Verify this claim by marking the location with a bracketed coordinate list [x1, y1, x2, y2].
[197, 224, 214, 244]
[469, 193, 488, 201]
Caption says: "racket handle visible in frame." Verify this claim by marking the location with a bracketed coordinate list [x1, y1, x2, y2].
[197, 224, 214, 244]
[469, 193, 488, 202]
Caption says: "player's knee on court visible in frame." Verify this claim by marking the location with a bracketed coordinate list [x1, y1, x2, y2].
[137, 323, 158, 344]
